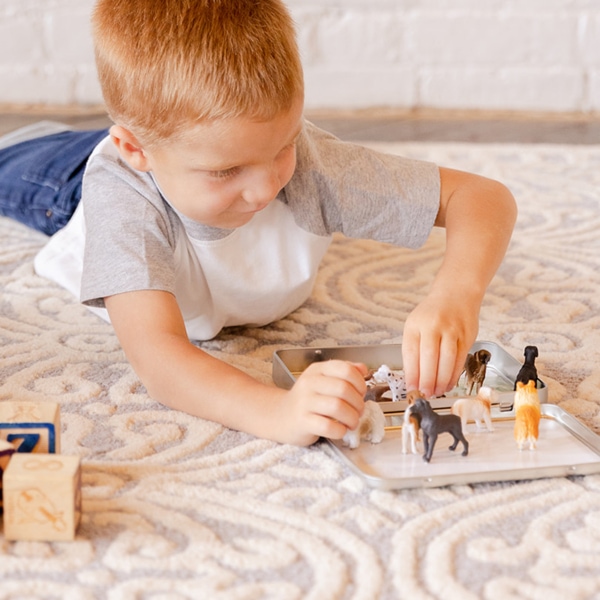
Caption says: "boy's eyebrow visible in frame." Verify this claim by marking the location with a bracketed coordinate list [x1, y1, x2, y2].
[196, 124, 303, 173]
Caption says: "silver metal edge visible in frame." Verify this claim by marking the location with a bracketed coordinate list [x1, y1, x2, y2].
[272, 340, 548, 403]
[324, 403, 600, 490]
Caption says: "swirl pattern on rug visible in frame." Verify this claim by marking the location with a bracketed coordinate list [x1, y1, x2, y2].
[1, 142, 600, 599]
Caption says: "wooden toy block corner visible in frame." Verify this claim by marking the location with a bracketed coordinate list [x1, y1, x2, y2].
[0, 400, 82, 542]
[3, 453, 81, 542]
[0, 400, 61, 453]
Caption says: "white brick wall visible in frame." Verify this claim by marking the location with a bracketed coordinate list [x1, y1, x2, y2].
[1, 0, 599, 112]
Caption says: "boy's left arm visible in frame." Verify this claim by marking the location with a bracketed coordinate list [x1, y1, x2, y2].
[402, 167, 518, 398]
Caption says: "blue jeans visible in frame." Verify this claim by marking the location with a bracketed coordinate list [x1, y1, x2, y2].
[0, 129, 109, 235]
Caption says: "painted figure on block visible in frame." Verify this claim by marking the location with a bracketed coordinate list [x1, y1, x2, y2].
[514, 380, 541, 451]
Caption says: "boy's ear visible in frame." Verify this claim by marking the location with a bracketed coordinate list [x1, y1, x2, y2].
[109, 125, 152, 172]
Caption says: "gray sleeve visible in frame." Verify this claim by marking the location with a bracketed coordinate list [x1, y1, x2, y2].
[284, 122, 440, 248]
[80, 153, 178, 308]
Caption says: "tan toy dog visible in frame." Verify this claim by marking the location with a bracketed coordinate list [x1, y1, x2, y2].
[451, 386, 496, 433]
[342, 400, 385, 450]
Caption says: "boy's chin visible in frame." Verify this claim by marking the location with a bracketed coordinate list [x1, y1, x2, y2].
[209, 212, 256, 230]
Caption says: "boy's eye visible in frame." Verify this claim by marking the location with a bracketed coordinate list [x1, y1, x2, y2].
[209, 166, 240, 179]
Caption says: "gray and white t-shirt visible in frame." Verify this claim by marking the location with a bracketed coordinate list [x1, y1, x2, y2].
[34, 121, 440, 340]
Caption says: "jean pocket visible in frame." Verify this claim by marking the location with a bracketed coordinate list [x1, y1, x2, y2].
[21, 129, 108, 195]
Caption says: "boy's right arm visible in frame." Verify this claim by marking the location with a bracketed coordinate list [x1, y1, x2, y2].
[104, 289, 367, 446]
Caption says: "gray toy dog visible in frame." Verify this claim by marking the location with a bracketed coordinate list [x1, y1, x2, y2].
[410, 398, 469, 463]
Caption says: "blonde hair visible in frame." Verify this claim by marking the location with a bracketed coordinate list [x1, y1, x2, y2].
[92, 0, 304, 146]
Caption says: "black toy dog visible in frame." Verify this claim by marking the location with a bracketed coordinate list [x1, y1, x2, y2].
[514, 345, 539, 390]
[410, 398, 469, 463]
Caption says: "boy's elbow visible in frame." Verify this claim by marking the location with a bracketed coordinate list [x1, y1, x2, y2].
[494, 179, 518, 230]
[439, 168, 517, 229]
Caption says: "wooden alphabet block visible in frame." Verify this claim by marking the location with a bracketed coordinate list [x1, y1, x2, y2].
[0, 439, 17, 508]
[0, 401, 60, 453]
[0, 439, 16, 472]
[3, 454, 81, 541]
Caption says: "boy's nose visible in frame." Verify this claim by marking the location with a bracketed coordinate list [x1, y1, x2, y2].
[244, 168, 281, 208]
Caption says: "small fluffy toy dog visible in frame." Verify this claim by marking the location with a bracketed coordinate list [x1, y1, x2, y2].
[410, 398, 469, 463]
[514, 345, 539, 390]
[402, 390, 423, 454]
[462, 349, 492, 395]
[514, 380, 541, 450]
[342, 400, 385, 450]
[372, 365, 406, 402]
[451, 386, 496, 432]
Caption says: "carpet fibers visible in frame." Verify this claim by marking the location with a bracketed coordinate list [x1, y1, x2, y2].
[1, 142, 600, 599]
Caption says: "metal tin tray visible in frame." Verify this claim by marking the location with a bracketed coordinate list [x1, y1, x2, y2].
[271, 341, 600, 489]
[326, 404, 600, 489]
[272, 340, 548, 411]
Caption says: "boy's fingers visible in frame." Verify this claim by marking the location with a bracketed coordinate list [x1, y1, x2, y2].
[309, 414, 351, 441]
[348, 361, 369, 378]
[417, 337, 440, 399]
[310, 360, 367, 396]
[401, 332, 420, 391]
[304, 392, 361, 431]
[435, 336, 460, 395]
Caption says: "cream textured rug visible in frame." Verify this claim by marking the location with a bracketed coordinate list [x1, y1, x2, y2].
[2, 141, 600, 599]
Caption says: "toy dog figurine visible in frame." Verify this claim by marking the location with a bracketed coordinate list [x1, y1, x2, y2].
[451, 386, 496, 432]
[514, 345, 539, 390]
[410, 398, 469, 463]
[462, 349, 492, 395]
[402, 390, 423, 454]
[372, 365, 406, 402]
[342, 400, 385, 450]
[514, 380, 541, 450]
[364, 381, 390, 403]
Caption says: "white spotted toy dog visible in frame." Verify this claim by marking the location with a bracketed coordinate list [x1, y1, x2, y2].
[372, 365, 406, 402]
[342, 400, 386, 450]
[451, 386, 496, 433]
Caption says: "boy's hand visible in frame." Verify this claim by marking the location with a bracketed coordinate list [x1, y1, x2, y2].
[402, 167, 517, 399]
[402, 291, 480, 399]
[283, 360, 369, 446]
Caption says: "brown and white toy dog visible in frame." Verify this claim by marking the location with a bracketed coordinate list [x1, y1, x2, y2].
[402, 390, 423, 454]
[342, 400, 386, 450]
[462, 349, 492, 395]
[451, 386, 496, 433]
[514, 380, 541, 451]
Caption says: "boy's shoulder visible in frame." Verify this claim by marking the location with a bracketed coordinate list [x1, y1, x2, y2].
[85, 136, 156, 196]
[83, 136, 171, 216]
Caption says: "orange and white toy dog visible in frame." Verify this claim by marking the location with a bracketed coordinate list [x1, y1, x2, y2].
[402, 390, 423, 454]
[342, 400, 385, 450]
[451, 386, 496, 433]
[514, 380, 541, 450]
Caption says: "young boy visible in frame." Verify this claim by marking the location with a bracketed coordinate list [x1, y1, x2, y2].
[0, 0, 517, 446]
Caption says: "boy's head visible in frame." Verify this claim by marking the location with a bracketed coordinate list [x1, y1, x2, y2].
[92, 0, 304, 148]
